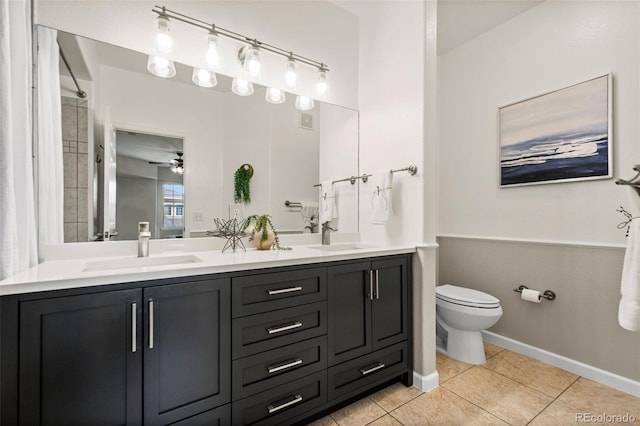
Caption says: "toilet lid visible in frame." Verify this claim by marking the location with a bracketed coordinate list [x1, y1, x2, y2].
[436, 284, 500, 308]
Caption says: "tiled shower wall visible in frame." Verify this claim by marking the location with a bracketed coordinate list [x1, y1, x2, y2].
[62, 96, 88, 242]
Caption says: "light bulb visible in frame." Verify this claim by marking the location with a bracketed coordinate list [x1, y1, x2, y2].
[265, 87, 286, 104]
[192, 67, 217, 88]
[205, 32, 221, 70]
[155, 15, 173, 54]
[241, 45, 264, 80]
[295, 95, 315, 111]
[232, 78, 255, 96]
[315, 68, 330, 99]
[147, 55, 176, 78]
[284, 59, 297, 90]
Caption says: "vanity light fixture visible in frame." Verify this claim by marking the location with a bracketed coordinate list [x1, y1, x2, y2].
[147, 55, 176, 78]
[149, 6, 330, 108]
[232, 78, 254, 96]
[315, 65, 330, 99]
[155, 12, 173, 55]
[204, 30, 222, 70]
[192, 67, 217, 88]
[265, 87, 286, 104]
[295, 95, 315, 111]
[284, 57, 298, 90]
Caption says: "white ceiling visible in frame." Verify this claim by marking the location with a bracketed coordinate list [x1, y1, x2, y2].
[335, 0, 543, 55]
[437, 0, 543, 54]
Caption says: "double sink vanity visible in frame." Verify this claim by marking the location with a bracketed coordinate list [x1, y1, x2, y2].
[0, 241, 414, 425]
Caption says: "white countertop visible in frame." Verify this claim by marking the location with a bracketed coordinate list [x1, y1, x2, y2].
[0, 243, 416, 296]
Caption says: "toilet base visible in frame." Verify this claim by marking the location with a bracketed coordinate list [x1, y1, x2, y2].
[443, 328, 486, 364]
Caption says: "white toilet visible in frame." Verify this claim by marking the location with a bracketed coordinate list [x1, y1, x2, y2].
[435, 284, 503, 364]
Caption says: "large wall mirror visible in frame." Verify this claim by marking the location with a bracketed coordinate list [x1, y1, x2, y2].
[42, 26, 359, 243]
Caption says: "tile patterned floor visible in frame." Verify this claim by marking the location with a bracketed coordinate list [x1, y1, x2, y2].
[308, 342, 640, 425]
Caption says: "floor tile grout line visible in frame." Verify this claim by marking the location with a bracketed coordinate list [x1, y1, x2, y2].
[524, 375, 583, 425]
[441, 382, 515, 425]
[477, 363, 572, 399]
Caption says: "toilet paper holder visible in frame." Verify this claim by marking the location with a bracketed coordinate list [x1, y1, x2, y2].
[513, 285, 556, 301]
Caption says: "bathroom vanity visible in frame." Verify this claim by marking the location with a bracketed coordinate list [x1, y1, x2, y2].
[0, 246, 413, 425]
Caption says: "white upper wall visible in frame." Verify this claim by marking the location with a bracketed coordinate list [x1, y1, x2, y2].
[345, 0, 426, 246]
[439, 0, 639, 245]
[36, 0, 359, 109]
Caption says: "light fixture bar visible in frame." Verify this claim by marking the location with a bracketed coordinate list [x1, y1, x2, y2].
[152, 5, 329, 71]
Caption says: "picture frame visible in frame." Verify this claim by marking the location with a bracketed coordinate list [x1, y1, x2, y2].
[499, 74, 612, 187]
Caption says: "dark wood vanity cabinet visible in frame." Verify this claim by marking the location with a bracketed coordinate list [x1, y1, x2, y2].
[8, 277, 230, 426]
[0, 253, 411, 425]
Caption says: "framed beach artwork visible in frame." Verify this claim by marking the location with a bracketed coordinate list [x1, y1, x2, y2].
[499, 74, 612, 187]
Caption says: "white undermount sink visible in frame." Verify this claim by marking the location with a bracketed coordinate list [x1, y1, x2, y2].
[308, 243, 366, 252]
[83, 254, 203, 272]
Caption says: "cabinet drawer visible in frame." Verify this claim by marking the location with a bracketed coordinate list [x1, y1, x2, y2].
[232, 336, 327, 400]
[328, 342, 409, 401]
[231, 371, 326, 426]
[232, 302, 327, 359]
[232, 268, 326, 318]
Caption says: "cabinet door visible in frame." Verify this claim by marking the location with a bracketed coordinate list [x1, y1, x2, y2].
[143, 278, 230, 425]
[371, 257, 409, 350]
[19, 289, 142, 425]
[327, 261, 372, 366]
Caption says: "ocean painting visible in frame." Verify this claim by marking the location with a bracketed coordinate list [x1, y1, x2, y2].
[499, 75, 611, 187]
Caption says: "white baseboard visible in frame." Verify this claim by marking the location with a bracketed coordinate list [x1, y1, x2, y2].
[483, 331, 640, 398]
[413, 370, 439, 392]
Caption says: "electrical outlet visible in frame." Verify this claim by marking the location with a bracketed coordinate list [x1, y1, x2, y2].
[192, 212, 204, 222]
[229, 204, 244, 219]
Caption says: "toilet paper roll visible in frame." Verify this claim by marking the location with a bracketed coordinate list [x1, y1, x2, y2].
[521, 288, 542, 303]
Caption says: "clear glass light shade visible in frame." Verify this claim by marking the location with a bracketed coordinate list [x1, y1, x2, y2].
[192, 67, 217, 88]
[155, 16, 173, 55]
[315, 69, 330, 99]
[284, 59, 297, 90]
[295, 95, 315, 111]
[204, 32, 221, 70]
[231, 78, 255, 96]
[265, 87, 286, 104]
[147, 55, 176, 78]
[241, 45, 264, 80]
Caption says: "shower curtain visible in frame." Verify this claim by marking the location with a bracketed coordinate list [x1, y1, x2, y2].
[0, 0, 38, 280]
[36, 26, 64, 247]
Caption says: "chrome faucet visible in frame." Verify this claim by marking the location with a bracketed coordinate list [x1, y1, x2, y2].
[321, 221, 337, 245]
[138, 222, 150, 257]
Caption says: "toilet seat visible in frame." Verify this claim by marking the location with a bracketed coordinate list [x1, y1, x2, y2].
[436, 284, 500, 309]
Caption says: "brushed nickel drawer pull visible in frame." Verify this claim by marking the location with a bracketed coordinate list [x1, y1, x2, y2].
[267, 321, 303, 334]
[267, 358, 303, 374]
[369, 270, 374, 300]
[148, 299, 154, 349]
[360, 362, 386, 375]
[131, 302, 137, 353]
[375, 269, 380, 300]
[267, 394, 303, 414]
[268, 286, 303, 295]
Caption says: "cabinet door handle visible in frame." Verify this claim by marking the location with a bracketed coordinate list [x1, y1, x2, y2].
[131, 302, 137, 353]
[268, 286, 303, 295]
[360, 362, 386, 375]
[267, 394, 303, 414]
[148, 299, 154, 349]
[267, 358, 303, 374]
[267, 321, 303, 334]
[369, 270, 374, 300]
[375, 269, 380, 300]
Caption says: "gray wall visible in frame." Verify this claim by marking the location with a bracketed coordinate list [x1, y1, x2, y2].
[116, 176, 157, 241]
[438, 236, 640, 381]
